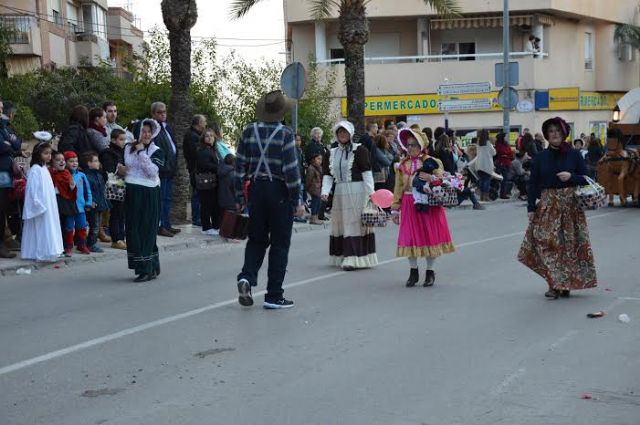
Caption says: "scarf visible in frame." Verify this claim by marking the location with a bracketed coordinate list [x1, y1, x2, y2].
[49, 168, 77, 200]
[89, 121, 107, 137]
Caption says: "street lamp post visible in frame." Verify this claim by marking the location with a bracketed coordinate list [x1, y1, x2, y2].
[502, 0, 510, 137]
[444, 77, 450, 130]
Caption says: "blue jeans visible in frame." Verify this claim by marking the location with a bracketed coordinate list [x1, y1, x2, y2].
[478, 171, 491, 194]
[238, 180, 294, 302]
[160, 177, 173, 230]
[496, 165, 512, 197]
[310, 195, 321, 215]
[64, 212, 88, 230]
[191, 186, 201, 225]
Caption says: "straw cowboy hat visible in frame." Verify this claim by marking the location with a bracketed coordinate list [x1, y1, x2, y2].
[255, 90, 292, 122]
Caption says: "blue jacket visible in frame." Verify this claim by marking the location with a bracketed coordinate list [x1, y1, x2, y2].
[70, 169, 93, 212]
[527, 146, 588, 212]
[84, 169, 110, 212]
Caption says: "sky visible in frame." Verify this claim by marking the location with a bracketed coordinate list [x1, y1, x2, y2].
[110, 0, 286, 63]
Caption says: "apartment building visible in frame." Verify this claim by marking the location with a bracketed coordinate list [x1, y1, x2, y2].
[0, 0, 144, 76]
[285, 0, 640, 141]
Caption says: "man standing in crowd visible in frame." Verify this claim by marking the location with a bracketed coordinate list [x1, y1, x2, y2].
[235, 90, 304, 309]
[150, 102, 180, 237]
[103, 101, 124, 138]
[184, 114, 207, 227]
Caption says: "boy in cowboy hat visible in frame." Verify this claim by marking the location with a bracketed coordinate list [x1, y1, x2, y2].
[235, 90, 305, 309]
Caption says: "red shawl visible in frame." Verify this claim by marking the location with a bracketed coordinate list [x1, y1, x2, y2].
[49, 168, 77, 200]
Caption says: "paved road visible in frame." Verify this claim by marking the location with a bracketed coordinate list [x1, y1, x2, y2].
[1, 203, 639, 425]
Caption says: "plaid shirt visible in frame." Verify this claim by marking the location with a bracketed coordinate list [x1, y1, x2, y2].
[235, 122, 301, 204]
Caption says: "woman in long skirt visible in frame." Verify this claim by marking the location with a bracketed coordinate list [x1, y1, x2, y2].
[124, 119, 164, 282]
[321, 120, 377, 270]
[391, 128, 455, 287]
[518, 116, 597, 298]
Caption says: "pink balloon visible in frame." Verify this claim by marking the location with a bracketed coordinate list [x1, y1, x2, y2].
[371, 189, 394, 209]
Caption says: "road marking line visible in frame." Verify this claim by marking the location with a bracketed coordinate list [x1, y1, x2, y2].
[0, 209, 624, 377]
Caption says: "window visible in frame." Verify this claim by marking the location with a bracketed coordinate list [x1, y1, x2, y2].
[330, 48, 345, 61]
[441, 42, 476, 61]
[584, 32, 593, 70]
[51, 0, 62, 26]
[0, 16, 32, 44]
[67, 3, 81, 33]
[459, 42, 476, 61]
[81, 4, 107, 39]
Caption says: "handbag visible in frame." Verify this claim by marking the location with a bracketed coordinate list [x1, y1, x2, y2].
[361, 201, 388, 227]
[195, 172, 217, 190]
[105, 172, 126, 202]
[575, 176, 607, 211]
[219, 210, 249, 240]
[427, 186, 459, 206]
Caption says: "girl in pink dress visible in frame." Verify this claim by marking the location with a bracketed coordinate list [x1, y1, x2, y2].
[391, 128, 455, 287]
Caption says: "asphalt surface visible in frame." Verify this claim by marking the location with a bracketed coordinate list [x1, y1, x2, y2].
[1, 202, 639, 425]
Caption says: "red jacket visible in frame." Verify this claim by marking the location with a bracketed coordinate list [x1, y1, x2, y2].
[495, 143, 514, 167]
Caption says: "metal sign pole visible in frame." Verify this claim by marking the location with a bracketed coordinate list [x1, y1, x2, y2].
[502, 0, 510, 136]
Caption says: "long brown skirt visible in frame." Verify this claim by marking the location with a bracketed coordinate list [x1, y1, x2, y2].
[518, 187, 597, 291]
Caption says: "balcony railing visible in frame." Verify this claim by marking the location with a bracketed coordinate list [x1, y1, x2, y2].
[315, 51, 548, 65]
[0, 15, 35, 44]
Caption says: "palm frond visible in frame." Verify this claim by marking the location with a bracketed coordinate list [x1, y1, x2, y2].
[229, 0, 265, 19]
[423, 0, 462, 19]
[615, 23, 640, 49]
[309, 0, 340, 19]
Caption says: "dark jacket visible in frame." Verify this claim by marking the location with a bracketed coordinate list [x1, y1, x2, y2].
[196, 144, 220, 175]
[527, 146, 588, 212]
[99, 143, 125, 175]
[183, 126, 201, 175]
[58, 122, 91, 154]
[84, 169, 110, 212]
[304, 140, 328, 164]
[154, 122, 178, 178]
[0, 118, 21, 177]
[217, 162, 236, 211]
[358, 133, 381, 172]
[434, 150, 457, 174]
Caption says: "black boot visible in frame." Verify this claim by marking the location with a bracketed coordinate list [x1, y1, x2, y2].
[405, 268, 419, 287]
[424, 270, 436, 287]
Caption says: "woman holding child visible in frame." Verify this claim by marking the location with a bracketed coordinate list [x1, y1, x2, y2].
[391, 128, 455, 287]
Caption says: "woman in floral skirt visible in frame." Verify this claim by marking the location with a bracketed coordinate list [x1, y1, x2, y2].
[518, 116, 596, 299]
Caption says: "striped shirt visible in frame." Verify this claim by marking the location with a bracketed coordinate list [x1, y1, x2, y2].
[235, 122, 301, 204]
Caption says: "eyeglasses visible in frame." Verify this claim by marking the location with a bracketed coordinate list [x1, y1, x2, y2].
[407, 143, 420, 148]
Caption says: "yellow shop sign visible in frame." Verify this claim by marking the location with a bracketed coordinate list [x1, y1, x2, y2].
[579, 92, 623, 110]
[341, 93, 501, 117]
[548, 87, 580, 111]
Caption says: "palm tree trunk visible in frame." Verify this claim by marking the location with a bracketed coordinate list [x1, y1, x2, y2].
[161, 0, 197, 224]
[338, 4, 368, 139]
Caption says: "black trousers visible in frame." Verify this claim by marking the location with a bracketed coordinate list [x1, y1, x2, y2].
[0, 188, 8, 241]
[199, 188, 220, 231]
[237, 180, 294, 302]
[109, 201, 126, 242]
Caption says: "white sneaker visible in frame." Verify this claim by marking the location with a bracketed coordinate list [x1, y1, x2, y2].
[206, 229, 219, 236]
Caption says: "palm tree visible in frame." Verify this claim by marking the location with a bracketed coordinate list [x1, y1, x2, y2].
[161, 0, 198, 223]
[231, 0, 460, 136]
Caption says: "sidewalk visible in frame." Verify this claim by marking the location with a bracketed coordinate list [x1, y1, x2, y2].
[0, 220, 330, 277]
